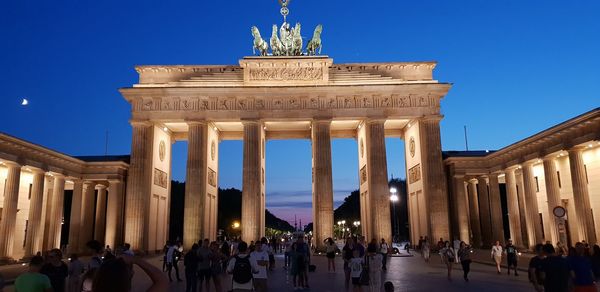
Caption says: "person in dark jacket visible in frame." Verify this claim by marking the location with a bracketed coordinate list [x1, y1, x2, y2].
[184, 244, 200, 292]
[40, 249, 68, 292]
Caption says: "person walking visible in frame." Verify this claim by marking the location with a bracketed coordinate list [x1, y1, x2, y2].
[422, 237, 430, 263]
[504, 239, 519, 276]
[349, 249, 364, 292]
[250, 240, 269, 292]
[569, 242, 596, 292]
[289, 242, 302, 290]
[491, 241, 503, 274]
[67, 254, 84, 292]
[457, 241, 473, 282]
[367, 243, 383, 292]
[379, 238, 389, 271]
[343, 237, 356, 290]
[325, 238, 336, 273]
[40, 249, 68, 292]
[453, 238, 461, 264]
[210, 241, 227, 292]
[166, 241, 183, 282]
[528, 244, 546, 292]
[197, 239, 212, 292]
[227, 241, 259, 292]
[437, 238, 445, 263]
[184, 244, 200, 292]
[441, 241, 456, 281]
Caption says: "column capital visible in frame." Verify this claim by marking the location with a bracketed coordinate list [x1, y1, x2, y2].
[69, 177, 83, 184]
[420, 114, 444, 122]
[364, 118, 386, 125]
[567, 145, 587, 153]
[186, 120, 208, 126]
[1, 160, 21, 168]
[29, 167, 46, 174]
[453, 174, 465, 179]
[129, 120, 153, 127]
[96, 183, 108, 190]
[241, 119, 262, 126]
[83, 180, 97, 188]
[107, 178, 124, 185]
[311, 118, 332, 124]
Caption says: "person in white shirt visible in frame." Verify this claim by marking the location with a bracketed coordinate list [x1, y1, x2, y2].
[453, 238, 461, 263]
[379, 238, 389, 271]
[325, 238, 337, 273]
[227, 241, 259, 292]
[349, 249, 364, 292]
[368, 243, 383, 292]
[491, 241, 503, 274]
[250, 241, 269, 292]
[441, 241, 456, 281]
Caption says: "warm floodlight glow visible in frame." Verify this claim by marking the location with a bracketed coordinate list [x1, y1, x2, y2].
[390, 187, 397, 193]
[390, 194, 399, 202]
[163, 127, 168, 131]
[232, 221, 240, 229]
[21, 98, 28, 106]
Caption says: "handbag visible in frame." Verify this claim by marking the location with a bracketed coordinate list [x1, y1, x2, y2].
[359, 255, 370, 285]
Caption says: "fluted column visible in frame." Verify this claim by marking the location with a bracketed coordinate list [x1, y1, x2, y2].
[184, 122, 208, 249]
[522, 162, 543, 247]
[242, 121, 262, 241]
[543, 156, 562, 244]
[418, 117, 449, 241]
[477, 177, 492, 246]
[0, 162, 22, 260]
[312, 120, 334, 250]
[488, 174, 505, 243]
[94, 184, 108, 243]
[48, 174, 66, 249]
[80, 181, 96, 249]
[467, 179, 482, 247]
[516, 170, 530, 246]
[505, 168, 523, 247]
[105, 179, 125, 249]
[25, 169, 46, 257]
[67, 179, 83, 254]
[125, 122, 153, 251]
[569, 147, 596, 243]
[453, 175, 470, 242]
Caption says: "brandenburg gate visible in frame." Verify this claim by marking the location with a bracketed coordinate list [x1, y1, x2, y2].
[119, 54, 451, 251]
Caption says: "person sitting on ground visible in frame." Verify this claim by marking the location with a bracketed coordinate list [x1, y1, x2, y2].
[15, 255, 53, 292]
[226, 241, 259, 292]
[93, 255, 168, 292]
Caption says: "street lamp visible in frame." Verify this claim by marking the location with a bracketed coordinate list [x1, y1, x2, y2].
[390, 187, 399, 242]
[232, 221, 240, 229]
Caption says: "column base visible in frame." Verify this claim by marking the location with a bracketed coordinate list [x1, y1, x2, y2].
[0, 256, 17, 265]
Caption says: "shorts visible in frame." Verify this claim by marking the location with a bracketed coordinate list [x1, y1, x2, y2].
[197, 268, 211, 281]
[352, 277, 361, 285]
[507, 257, 517, 266]
[326, 252, 335, 259]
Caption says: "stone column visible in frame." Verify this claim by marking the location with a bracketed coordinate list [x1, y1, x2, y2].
[522, 162, 543, 247]
[124, 122, 153, 251]
[0, 162, 21, 261]
[568, 147, 597, 243]
[418, 117, 450, 241]
[453, 175, 470, 242]
[516, 170, 530, 246]
[184, 122, 208, 248]
[311, 120, 334, 250]
[67, 179, 83, 254]
[467, 179, 482, 247]
[543, 156, 562, 244]
[105, 179, 125, 249]
[48, 174, 66, 249]
[488, 174, 505, 243]
[505, 168, 523, 247]
[365, 120, 392, 243]
[80, 181, 96, 249]
[94, 184, 108, 243]
[242, 121, 262, 241]
[25, 169, 46, 257]
[477, 177, 492, 246]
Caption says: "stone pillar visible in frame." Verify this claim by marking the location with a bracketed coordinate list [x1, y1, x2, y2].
[488, 174, 505, 243]
[311, 120, 334, 250]
[105, 179, 125, 249]
[568, 147, 596, 243]
[418, 117, 449, 242]
[516, 170, 530, 246]
[42, 176, 54, 251]
[242, 121, 262, 241]
[467, 179, 482, 247]
[25, 169, 46, 257]
[94, 184, 108, 243]
[477, 177, 492, 246]
[80, 181, 96, 249]
[67, 179, 83, 254]
[0, 162, 21, 261]
[505, 168, 523, 247]
[184, 122, 208, 248]
[453, 175, 470, 242]
[522, 162, 543, 247]
[125, 122, 153, 251]
[543, 156, 562, 244]
[48, 175, 66, 249]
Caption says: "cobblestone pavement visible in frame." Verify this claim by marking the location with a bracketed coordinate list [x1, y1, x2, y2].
[1, 251, 534, 292]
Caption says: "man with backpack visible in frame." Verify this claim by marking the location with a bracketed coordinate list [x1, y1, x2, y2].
[227, 241, 259, 291]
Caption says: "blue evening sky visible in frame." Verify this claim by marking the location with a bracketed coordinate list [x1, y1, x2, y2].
[2, 0, 599, 224]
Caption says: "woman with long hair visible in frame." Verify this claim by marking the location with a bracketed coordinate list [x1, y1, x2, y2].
[325, 237, 336, 272]
[441, 241, 456, 281]
[457, 241, 473, 282]
[343, 237, 356, 290]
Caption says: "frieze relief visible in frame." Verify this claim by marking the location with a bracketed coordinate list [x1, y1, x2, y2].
[248, 67, 324, 81]
[135, 94, 440, 112]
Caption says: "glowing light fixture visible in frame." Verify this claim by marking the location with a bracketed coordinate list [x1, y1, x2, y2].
[163, 127, 168, 131]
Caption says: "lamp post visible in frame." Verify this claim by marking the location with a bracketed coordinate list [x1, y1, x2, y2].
[390, 187, 399, 243]
[353, 221, 361, 236]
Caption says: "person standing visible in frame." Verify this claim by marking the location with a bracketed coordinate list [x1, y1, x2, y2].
[437, 238, 445, 263]
[40, 249, 68, 292]
[166, 241, 183, 282]
[67, 254, 84, 292]
[453, 238, 461, 264]
[539, 243, 570, 292]
[197, 239, 212, 292]
[15, 256, 52, 292]
[569, 242, 596, 292]
[249, 240, 269, 292]
[441, 241, 456, 281]
[227, 241, 259, 292]
[528, 244, 546, 292]
[296, 236, 310, 289]
[457, 241, 472, 282]
[491, 241, 503, 274]
[422, 237, 430, 263]
[343, 237, 356, 290]
[325, 238, 336, 273]
[505, 239, 519, 276]
[379, 238, 389, 271]
[349, 249, 364, 292]
[367, 243, 383, 292]
[184, 244, 200, 292]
